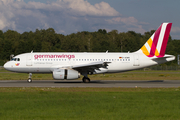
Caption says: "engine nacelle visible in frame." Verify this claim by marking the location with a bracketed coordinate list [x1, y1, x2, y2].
[53, 69, 80, 80]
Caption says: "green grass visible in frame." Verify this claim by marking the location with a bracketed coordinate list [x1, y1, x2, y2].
[1, 67, 180, 80]
[0, 87, 180, 120]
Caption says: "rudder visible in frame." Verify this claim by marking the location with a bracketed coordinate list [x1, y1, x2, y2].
[139, 23, 172, 58]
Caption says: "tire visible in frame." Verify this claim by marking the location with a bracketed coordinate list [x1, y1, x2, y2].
[83, 77, 90, 83]
[27, 78, 32, 83]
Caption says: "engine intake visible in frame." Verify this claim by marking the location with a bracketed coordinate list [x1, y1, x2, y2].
[53, 69, 80, 80]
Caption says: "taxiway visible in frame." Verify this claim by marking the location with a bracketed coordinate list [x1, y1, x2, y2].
[0, 80, 180, 88]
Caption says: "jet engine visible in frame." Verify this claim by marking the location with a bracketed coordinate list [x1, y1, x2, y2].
[53, 69, 80, 80]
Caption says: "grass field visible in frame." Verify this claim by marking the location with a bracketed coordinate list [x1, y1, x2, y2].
[0, 67, 180, 80]
[0, 87, 180, 120]
[1, 68, 180, 120]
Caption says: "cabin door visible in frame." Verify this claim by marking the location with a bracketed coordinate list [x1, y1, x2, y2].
[133, 55, 139, 66]
[26, 54, 32, 66]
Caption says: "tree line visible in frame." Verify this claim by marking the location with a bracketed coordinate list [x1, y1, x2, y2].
[0, 28, 179, 65]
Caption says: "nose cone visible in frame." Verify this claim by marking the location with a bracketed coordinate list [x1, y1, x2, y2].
[3, 62, 11, 71]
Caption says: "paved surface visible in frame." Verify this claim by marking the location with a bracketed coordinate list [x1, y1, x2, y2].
[0, 80, 180, 88]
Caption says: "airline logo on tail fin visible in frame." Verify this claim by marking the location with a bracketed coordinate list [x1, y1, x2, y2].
[141, 23, 172, 58]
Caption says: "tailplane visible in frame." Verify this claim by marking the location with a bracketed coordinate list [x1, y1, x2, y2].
[137, 23, 172, 58]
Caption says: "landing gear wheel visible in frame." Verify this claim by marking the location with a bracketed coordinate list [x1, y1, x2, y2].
[27, 78, 32, 83]
[27, 73, 32, 83]
[82, 77, 90, 83]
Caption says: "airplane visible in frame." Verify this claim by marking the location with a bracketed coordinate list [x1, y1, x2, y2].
[3, 23, 175, 83]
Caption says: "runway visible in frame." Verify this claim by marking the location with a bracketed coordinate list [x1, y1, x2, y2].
[0, 80, 180, 88]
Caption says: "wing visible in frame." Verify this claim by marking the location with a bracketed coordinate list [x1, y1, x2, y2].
[51, 61, 111, 74]
[72, 61, 107, 68]
[72, 61, 110, 74]
[50, 61, 110, 74]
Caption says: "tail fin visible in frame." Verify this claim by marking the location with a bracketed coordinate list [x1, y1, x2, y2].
[139, 23, 172, 58]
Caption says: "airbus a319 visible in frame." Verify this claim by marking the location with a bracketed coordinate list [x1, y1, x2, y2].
[4, 23, 175, 83]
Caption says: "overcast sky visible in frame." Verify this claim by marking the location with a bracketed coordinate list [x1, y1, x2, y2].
[0, 0, 180, 39]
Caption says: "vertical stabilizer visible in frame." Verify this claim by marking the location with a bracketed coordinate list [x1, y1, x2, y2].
[138, 23, 172, 57]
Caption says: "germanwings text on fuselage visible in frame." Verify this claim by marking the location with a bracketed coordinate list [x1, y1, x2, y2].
[34, 54, 75, 59]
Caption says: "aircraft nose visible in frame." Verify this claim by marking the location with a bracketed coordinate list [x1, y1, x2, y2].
[3, 62, 11, 71]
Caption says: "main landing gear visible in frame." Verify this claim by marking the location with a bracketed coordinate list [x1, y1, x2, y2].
[27, 73, 90, 83]
[27, 73, 32, 83]
[82, 76, 90, 83]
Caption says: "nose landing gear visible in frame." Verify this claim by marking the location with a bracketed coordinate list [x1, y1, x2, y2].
[27, 73, 32, 83]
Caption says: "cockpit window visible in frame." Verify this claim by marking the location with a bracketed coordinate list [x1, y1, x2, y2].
[11, 58, 20, 61]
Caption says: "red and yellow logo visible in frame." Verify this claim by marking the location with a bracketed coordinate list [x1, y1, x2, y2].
[15, 63, 20, 66]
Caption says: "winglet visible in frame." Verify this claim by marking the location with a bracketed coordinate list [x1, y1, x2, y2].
[139, 23, 172, 58]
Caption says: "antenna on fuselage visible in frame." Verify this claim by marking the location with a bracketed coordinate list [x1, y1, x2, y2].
[106, 50, 108, 53]
[31, 50, 33, 53]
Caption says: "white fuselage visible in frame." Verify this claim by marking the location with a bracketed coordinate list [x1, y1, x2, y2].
[4, 52, 175, 74]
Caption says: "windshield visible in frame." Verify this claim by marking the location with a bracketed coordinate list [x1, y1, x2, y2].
[11, 58, 20, 61]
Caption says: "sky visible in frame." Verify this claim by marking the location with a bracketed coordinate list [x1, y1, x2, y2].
[0, 0, 180, 39]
